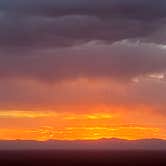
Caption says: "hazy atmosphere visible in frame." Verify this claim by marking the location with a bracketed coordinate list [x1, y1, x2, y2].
[0, 0, 166, 141]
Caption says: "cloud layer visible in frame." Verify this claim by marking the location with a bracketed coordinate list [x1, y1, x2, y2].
[0, 0, 166, 114]
[0, 41, 166, 82]
[0, 0, 166, 49]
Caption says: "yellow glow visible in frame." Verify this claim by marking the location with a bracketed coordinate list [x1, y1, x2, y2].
[0, 126, 165, 141]
[0, 106, 166, 141]
[0, 111, 58, 118]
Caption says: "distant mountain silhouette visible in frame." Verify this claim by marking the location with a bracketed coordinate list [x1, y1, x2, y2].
[0, 138, 166, 150]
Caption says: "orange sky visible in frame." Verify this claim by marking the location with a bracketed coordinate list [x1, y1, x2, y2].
[0, 77, 166, 141]
[0, 104, 166, 140]
[0, 47, 166, 144]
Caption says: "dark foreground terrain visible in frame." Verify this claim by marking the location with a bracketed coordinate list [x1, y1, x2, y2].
[0, 150, 166, 166]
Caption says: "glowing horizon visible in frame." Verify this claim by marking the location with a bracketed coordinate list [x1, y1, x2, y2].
[1, 105, 166, 141]
[0, 0, 166, 143]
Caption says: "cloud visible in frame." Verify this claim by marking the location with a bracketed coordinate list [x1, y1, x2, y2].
[0, 0, 166, 49]
[0, 0, 166, 113]
[1, 0, 166, 19]
[0, 40, 166, 82]
[0, 74, 166, 113]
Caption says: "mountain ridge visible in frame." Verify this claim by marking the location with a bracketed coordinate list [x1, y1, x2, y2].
[0, 138, 166, 150]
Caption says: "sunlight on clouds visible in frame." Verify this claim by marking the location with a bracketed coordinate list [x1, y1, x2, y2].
[0, 126, 164, 141]
[0, 111, 58, 118]
[0, 106, 166, 140]
[149, 73, 165, 80]
[0, 111, 114, 120]
[64, 113, 113, 120]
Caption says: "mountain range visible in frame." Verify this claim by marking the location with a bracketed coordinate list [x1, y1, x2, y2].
[1, 138, 166, 150]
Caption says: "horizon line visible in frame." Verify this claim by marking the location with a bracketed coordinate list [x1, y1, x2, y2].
[0, 137, 166, 142]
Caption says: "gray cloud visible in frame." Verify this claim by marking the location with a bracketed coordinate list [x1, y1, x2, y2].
[0, 0, 165, 49]
[0, 41, 166, 82]
[0, 0, 165, 102]
[0, 0, 166, 19]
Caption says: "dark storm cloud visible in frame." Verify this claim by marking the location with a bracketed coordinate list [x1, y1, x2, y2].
[0, 0, 165, 82]
[0, 0, 165, 48]
[0, 0, 166, 19]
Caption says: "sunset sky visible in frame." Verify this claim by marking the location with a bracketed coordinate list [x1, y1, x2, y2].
[0, 0, 166, 141]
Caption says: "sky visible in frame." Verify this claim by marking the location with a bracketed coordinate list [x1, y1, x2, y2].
[0, 0, 166, 141]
